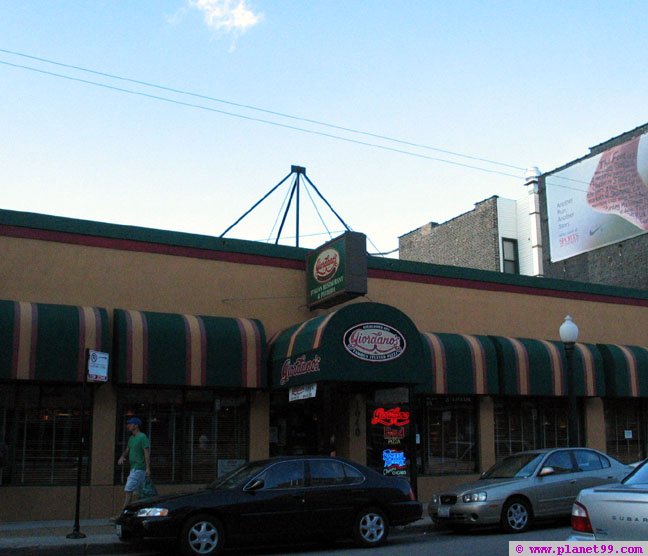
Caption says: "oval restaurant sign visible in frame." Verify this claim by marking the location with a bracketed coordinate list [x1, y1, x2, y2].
[343, 322, 406, 362]
[314, 248, 340, 283]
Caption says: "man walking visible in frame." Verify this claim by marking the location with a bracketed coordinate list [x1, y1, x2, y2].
[117, 417, 151, 512]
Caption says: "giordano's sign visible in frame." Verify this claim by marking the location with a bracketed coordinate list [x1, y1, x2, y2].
[306, 232, 367, 310]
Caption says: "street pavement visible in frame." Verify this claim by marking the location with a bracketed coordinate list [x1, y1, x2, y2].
[0, 506, 433, 555]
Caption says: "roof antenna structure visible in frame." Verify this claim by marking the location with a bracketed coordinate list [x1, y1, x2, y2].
[220, 165, 352, 247]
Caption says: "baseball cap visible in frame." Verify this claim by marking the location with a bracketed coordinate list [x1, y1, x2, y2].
[126, 417, 142, 426]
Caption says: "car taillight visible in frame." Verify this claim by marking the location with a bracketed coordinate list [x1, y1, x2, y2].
[571, 501, 593, 533]
[407, 488, 416, 501]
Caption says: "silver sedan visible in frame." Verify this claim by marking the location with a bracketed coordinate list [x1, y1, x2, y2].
[569, 458, 648, 541]
[429, 448, 632, 533]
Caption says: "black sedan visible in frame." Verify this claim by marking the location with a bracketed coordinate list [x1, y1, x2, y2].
[115, 455, 422, 555]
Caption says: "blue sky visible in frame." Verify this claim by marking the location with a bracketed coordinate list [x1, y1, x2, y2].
[1, 1, 647, 254]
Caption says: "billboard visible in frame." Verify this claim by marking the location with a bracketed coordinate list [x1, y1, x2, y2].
[545, 131, 648, 262]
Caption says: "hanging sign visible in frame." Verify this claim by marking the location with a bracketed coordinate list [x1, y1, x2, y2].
[306, 232, 367, 310]
[289, 383, 318, 402]
[87, 350, 109, 382]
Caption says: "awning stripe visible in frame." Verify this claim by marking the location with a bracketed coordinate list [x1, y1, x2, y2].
[313, 311, 337, 349]
[237, 318, 263, 388]
[422, 333, 447, 393]
[617, 344, 640, 397]
[461, 333, 486, 394]
[540, 339, 564, 396]
[576, 343, 596, 396]
[125, 310, 148, 385]
[287, 319, 311, 358]
[509, 337, 530, 395]
[77, 306, 104, 381]
[184, 314, 206, 387]
[13, 302, 37, 380]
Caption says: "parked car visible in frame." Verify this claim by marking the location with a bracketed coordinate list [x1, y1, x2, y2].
[428, 448, 632, 533]
[115, 455, 422, 555]
[569, 457, 648, 541]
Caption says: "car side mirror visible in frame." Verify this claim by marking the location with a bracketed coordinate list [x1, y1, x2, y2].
[539, 466, 555, 477]
[244, 479, 264, 492]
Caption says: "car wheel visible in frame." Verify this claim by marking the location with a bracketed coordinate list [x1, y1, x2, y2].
[179, 514, 225, 556]
[353, 507, 388, 547]
[501, 497, 532, 533]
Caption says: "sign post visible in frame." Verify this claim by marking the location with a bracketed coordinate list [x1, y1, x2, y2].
[67, 350, 109, 539]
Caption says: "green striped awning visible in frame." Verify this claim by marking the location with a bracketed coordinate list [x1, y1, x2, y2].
[269, 302, 425, 389]
[491, 336, 605, 397]
[418, 333, 498, 395]
[113, 309, 266, 388]
[597, 343, 648, 397]
[0, 299, 109, 382]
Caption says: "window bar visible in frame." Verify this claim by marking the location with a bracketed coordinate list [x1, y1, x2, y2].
[21, 414, 27, 484]
[51, 414, 57, 484]
[171, 408, 177, 483]
[189, 413, 194, 483]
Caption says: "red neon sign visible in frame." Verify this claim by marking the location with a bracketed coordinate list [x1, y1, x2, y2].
[371, 407, 410, 427]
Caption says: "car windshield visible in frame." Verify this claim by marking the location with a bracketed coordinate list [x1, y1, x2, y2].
[208, 461, 269, 490]
[623, 460, 648, 485]
[481, 453, 545, 479]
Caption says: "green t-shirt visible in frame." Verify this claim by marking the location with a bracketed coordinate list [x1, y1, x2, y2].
[127, 432, 150, 471]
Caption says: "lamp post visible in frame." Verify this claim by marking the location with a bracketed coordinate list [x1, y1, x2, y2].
[559, 315, 579, 447]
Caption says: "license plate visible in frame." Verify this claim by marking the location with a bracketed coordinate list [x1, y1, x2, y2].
[438, 505, 450, 518]
[116, 524, 122, 537]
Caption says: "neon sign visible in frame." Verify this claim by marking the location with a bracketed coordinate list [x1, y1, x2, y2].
[371, 407, 410, 427]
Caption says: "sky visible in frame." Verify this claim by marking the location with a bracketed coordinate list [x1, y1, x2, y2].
[1, 1, 647, 255]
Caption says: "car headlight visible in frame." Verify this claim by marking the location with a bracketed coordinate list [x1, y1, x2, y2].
[136, 507, 169, 517]
[462, 492, 487, 503]
[430, 494, 439, 505]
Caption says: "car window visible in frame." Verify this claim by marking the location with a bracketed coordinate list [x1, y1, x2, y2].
[482, 453, 544, 479]
[259, 461, 305, 490]
[544, 451, 575, 474]
[342, 462, 365, 484]
[624, 461, 648, 485]
[574, 450, 604, 471]
[310, 460, 347, 486]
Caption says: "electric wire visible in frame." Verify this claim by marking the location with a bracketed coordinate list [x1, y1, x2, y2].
[0, 47, 525, 171]
[0, 55, 592, 192]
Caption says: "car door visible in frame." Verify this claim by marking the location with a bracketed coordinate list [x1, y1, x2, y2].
[236, 460, 310, 539]
[574, 449, 621, 489]
[303, 459, 364, 534]
[534, 450, 582, 516]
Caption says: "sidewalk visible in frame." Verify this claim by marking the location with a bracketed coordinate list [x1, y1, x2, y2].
[0, 509, 432, 555]
[0, 519, 144, 555]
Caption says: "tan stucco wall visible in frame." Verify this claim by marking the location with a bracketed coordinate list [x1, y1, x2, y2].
[0, 232, 645, 520]
[2, 235, 648, 344]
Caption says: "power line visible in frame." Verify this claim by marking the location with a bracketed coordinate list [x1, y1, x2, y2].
[0, 53, 594, 193]
[0, 47, 526, 172]
[0, 58, 530, 180]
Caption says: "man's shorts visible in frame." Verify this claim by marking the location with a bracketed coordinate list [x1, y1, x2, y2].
[124, 469, 146, 493]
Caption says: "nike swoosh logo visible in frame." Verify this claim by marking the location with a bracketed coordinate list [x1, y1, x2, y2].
[589, 225, 603, 236]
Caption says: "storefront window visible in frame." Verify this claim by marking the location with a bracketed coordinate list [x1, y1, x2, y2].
[604, 399, 647, 464]
[494, 398, 572, 461]
[115, 387, 249, 484]
[420, 397, 477, 475]
[0, 383, 92, 486]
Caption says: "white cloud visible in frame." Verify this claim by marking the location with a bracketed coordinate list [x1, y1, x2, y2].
[188, 0, 262, 33]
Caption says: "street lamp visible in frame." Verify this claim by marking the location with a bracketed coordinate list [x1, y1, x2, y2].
[559, 315, 579, 447]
